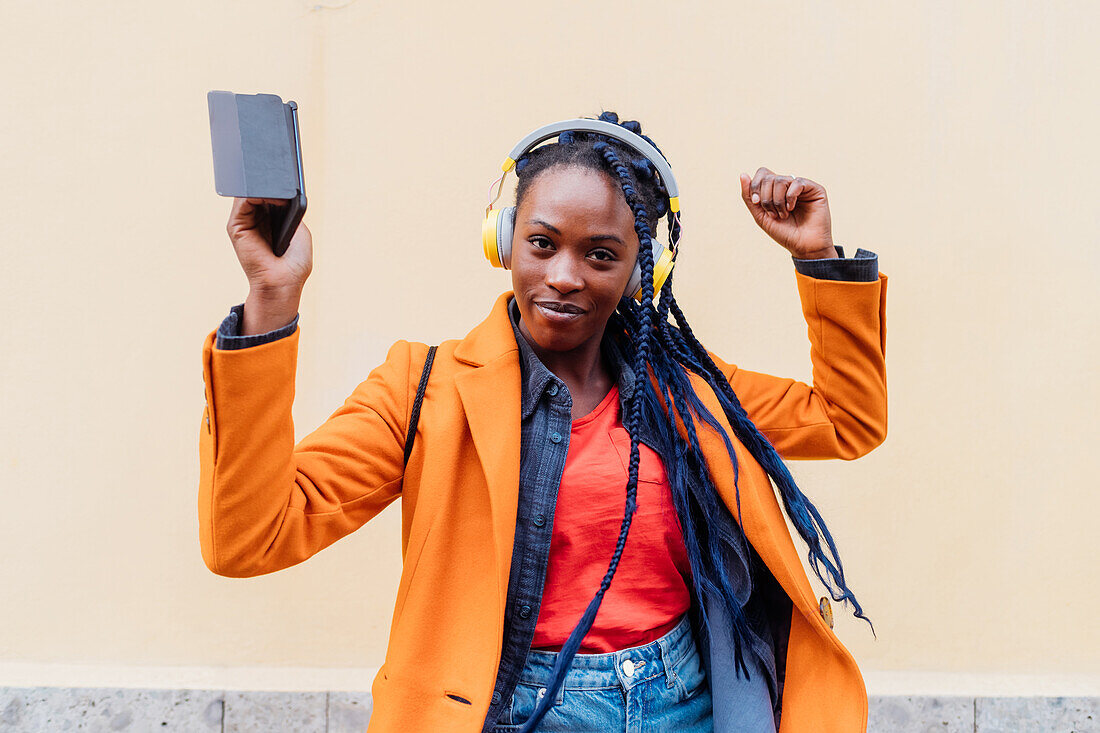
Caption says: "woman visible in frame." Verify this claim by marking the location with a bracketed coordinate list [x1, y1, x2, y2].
[198, 112, 887, 733]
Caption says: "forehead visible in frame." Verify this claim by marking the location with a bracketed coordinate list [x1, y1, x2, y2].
[520, 166, 633, 226]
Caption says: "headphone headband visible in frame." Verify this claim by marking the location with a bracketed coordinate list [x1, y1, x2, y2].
[501, 118, 680, 213]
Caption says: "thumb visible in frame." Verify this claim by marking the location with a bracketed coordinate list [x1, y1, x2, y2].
[739, 173, 765, 221]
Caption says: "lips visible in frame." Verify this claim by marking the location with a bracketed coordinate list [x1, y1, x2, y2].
[534, 301, 587, 323]
[535, 301, 586, 314]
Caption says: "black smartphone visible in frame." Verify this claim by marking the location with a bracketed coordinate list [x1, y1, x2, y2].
[208, 91, 307, 257]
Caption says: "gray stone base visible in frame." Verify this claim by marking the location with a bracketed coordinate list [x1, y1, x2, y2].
[0, 688, 1095, 731]
[0, 689, 223, 731]
[869, 696, 1098, 732]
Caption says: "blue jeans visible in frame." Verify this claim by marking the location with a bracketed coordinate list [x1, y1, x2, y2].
[490, 614, 714, 732]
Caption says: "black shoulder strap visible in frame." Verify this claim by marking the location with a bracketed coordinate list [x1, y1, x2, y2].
[403, 345, 437, 468]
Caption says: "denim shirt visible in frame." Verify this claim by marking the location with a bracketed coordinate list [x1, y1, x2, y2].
[485, 297, 797, 731]
[212, 248, 878, 730]
[485, 297, 657, 728]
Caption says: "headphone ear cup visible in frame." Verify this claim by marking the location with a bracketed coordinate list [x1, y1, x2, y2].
[482, 206, 516, 269]
[497, 206, 515, 269]
[623, 260, 643, 303]
[624, 237, 677, 302]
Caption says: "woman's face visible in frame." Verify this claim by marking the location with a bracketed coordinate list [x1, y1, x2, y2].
[510, 165, 638, 356]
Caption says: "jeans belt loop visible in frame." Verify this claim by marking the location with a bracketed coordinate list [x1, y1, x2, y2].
[656, 624, 679, 690]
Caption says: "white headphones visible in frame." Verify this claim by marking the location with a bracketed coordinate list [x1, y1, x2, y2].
[482, 118, 680, 301]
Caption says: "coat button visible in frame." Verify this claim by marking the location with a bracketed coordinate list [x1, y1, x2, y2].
[519, 605, 531, 619]
[532, 513, 546, 527]
[818, 596, 834, 629]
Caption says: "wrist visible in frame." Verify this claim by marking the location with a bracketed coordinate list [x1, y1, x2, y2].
[248, 280, 304, 301]
[242, 289, 301, 336]
[794, 244, 839, 260]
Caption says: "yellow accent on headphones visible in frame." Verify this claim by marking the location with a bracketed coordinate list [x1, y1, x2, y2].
[482, 208, 507, 268]
[648, 244, 676, 300]
[483, 119, 681, 302]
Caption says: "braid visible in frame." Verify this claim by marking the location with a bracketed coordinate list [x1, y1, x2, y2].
[516, 131, 662, 732]
[513, 111, 871, 732]
[667, 296, 872, 626]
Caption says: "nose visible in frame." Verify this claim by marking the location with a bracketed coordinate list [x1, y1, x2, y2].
[544, 251, 584, 294]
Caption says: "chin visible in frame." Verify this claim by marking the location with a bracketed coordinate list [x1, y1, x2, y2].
[534, 332, 587, 354]
[521, 305, 593, 353]
[528, 322, 589, 352]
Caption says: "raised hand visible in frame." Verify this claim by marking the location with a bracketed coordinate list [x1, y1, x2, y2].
[739, 168, 838, 260]
[225, 197, 313, 335]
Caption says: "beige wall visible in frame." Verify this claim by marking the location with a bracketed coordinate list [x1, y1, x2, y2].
[1, 0, 1097, 693]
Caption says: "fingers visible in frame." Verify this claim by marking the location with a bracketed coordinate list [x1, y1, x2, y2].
[773, 177, 797, 219]
[231, 198, 288, 223]
[785, 178, 806, 214]
[750, 168, 780, 219]
[228, 197, 249, 235]
[746, 168, 798, 219]
[227, 197, 275, 247]
[750, 168, 770, 209]
[758, 171, 785, 219]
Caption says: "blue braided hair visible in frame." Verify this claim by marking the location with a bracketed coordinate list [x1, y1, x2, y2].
[511, 111, 872, 731]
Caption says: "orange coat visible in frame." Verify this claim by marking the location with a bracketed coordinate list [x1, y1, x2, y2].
[198, 269, 888, 732]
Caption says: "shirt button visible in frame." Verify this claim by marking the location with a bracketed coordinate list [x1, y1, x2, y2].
[492, 690, 501, 704]
[549, 431, 562, 444]
[547, 383, 559, 396]
[519, 605, 532, 619]
[532, 513, 546, 527]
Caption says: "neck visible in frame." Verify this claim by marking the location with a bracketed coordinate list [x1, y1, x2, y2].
[516, 320, 613, 396]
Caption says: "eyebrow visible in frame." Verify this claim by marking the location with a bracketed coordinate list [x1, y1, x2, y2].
[527, 218, 624, 245]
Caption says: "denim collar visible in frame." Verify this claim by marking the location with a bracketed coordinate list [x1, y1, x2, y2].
[506, 297, 637, 421]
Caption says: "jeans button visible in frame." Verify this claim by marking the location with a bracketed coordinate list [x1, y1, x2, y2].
[622, 659, 635, 677]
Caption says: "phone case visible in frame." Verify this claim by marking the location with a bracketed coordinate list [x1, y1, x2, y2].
[207, 91, 307, 257]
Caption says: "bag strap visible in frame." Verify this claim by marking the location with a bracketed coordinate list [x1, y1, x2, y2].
[403, 345, 437, 468]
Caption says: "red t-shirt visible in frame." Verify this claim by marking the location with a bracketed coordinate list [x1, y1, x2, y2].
[531, 385, 693, 653]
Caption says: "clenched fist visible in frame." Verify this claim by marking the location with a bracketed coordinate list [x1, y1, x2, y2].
[739, 168, 838, 260]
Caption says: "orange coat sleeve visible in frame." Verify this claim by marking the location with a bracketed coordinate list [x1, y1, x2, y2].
[708, 270, 888, 461]
[197, 326, 420, 578]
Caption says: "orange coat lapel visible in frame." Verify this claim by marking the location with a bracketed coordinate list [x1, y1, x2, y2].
[453, 293, 524, 612]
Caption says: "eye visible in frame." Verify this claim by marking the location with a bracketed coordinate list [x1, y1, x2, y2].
[588, 248, 616, 262]
[529, 236, 554, 250]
